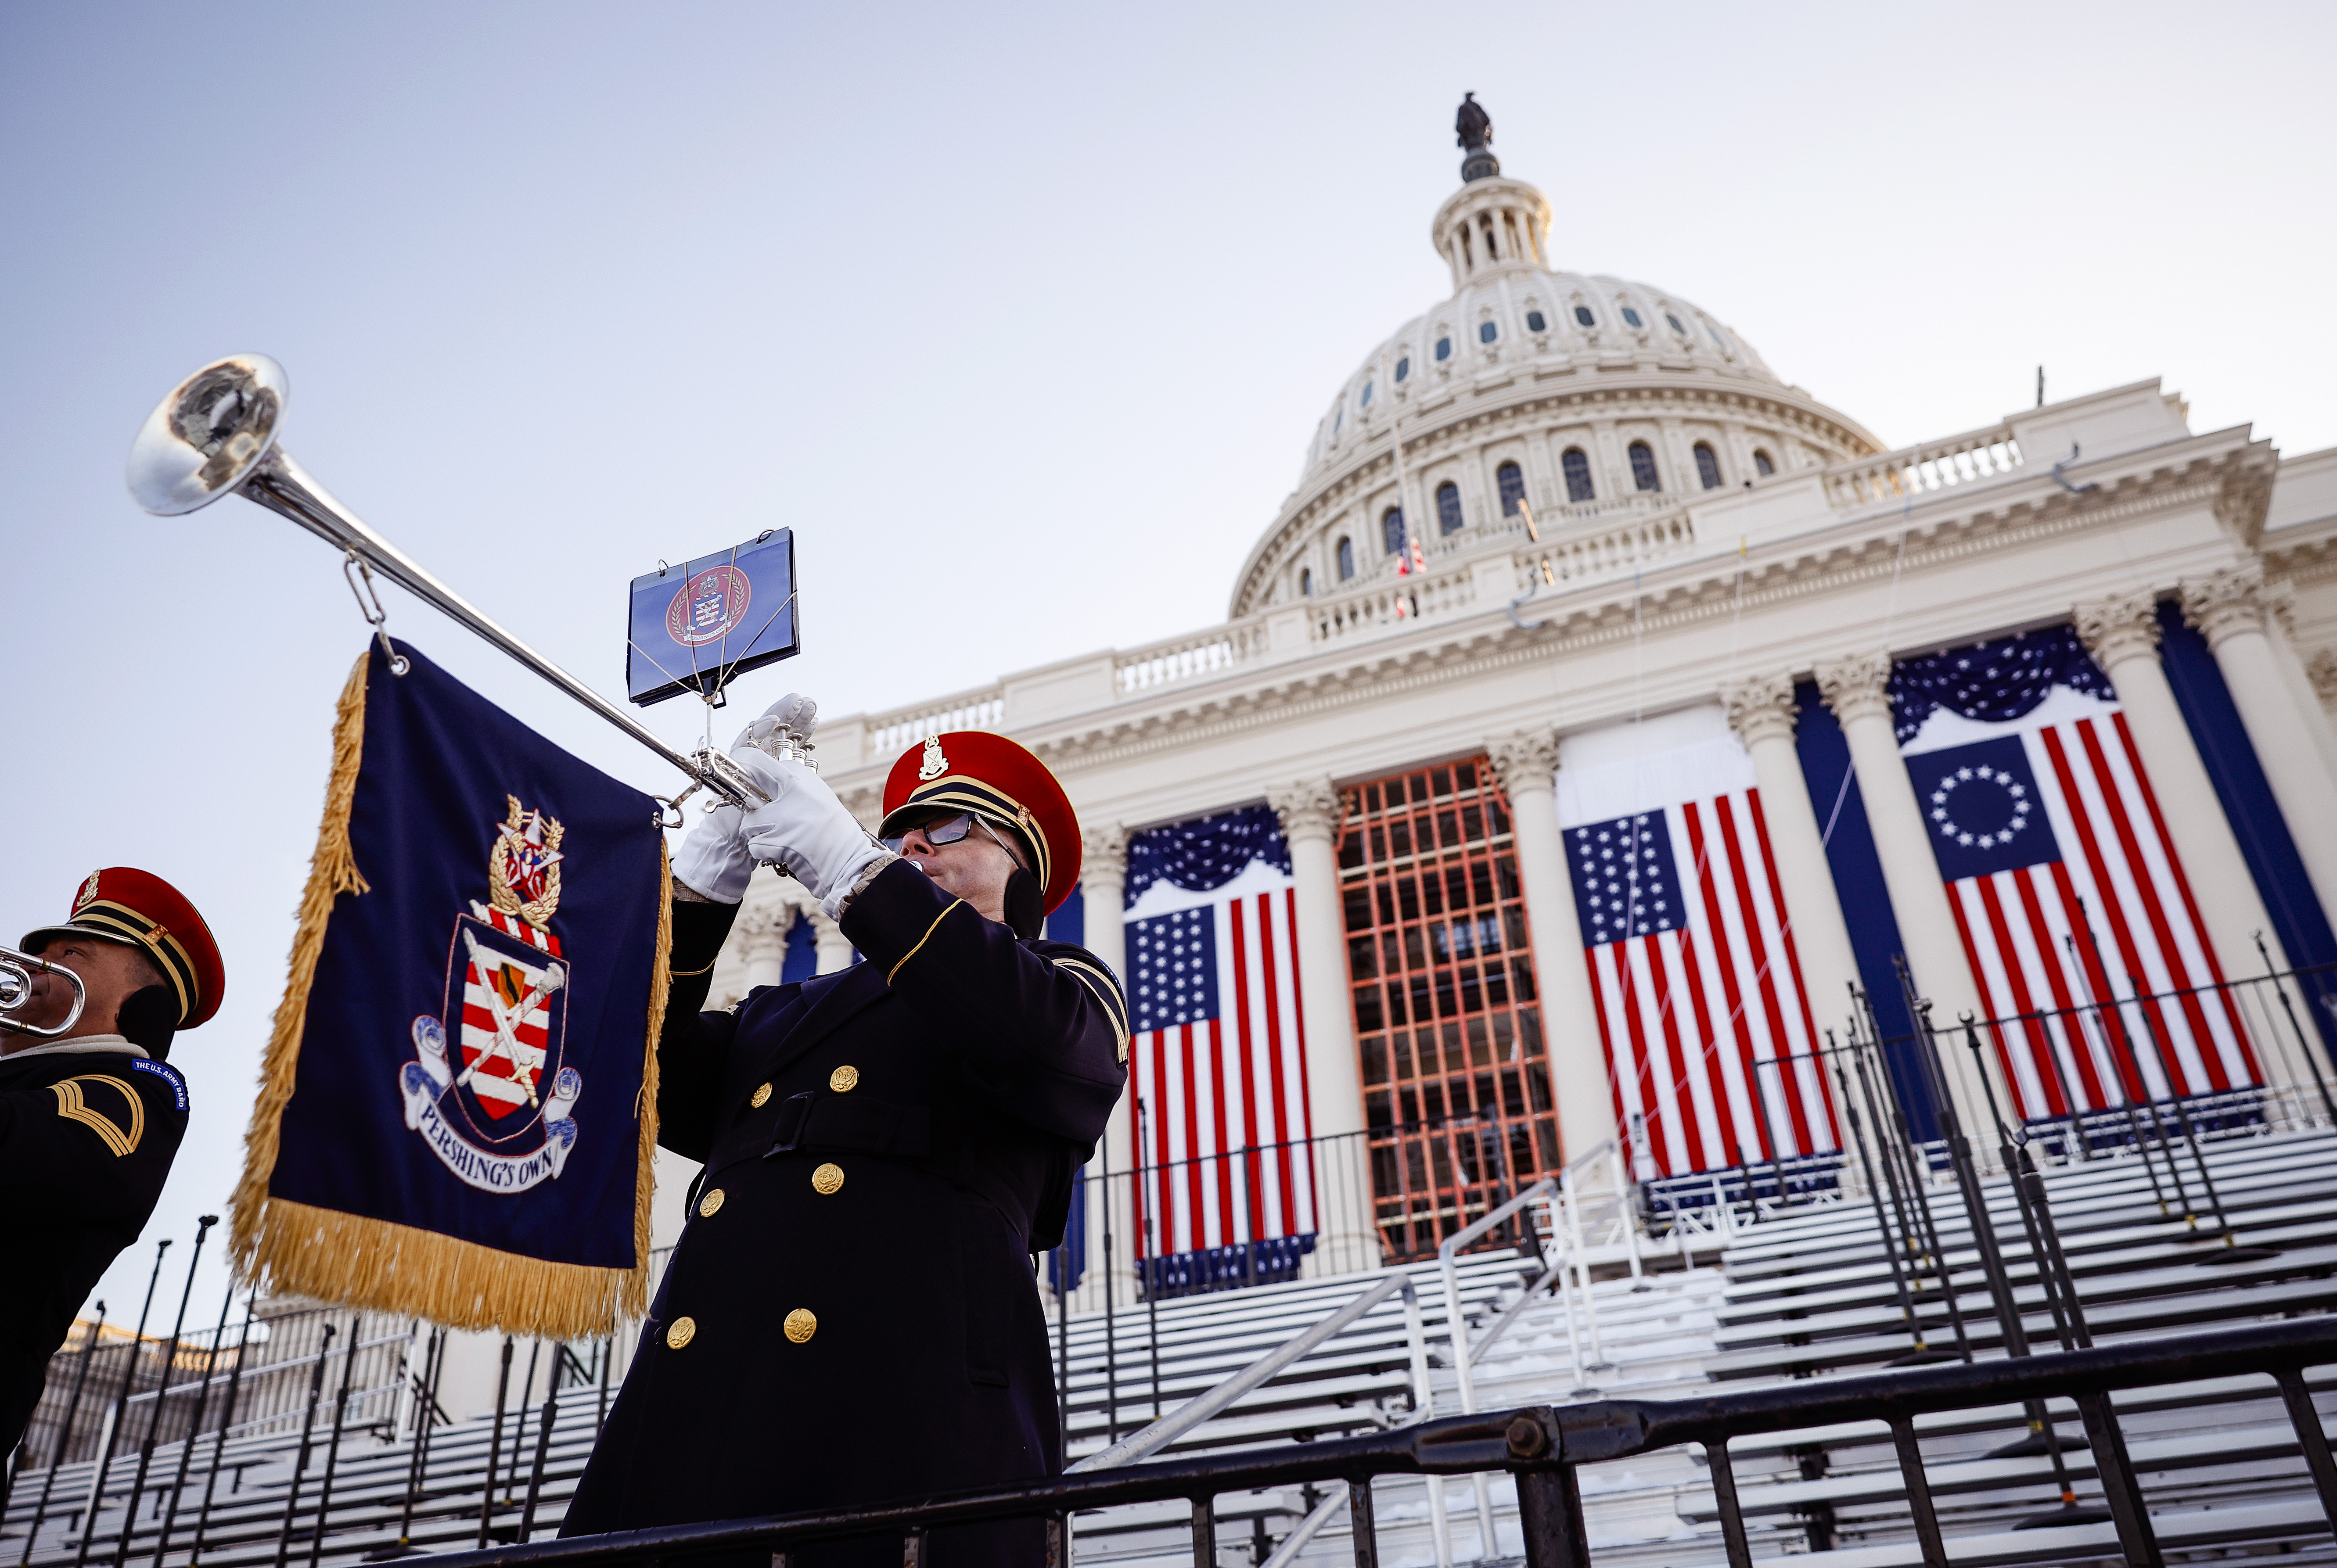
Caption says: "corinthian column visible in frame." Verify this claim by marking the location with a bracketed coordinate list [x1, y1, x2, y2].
[2075, 590, 2288, 983]
[809, 910, 856, 974]
[1269, 778, 1378, 1268]
[735, 900, 788, 992]
[2180, 567, 2337, 917]
[1485, 730, 1616, 1163]
[1722, 675, 1865, 1027]
[1077, 824, 1138, 1300]
[1814, 652, 1989, 1131]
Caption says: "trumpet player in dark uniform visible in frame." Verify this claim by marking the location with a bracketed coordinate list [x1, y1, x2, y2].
[1, 869, 219, 1459]
[564, 697, 1127, 1567]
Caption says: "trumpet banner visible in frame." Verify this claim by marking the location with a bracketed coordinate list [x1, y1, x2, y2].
[233, 639, 669, 1337]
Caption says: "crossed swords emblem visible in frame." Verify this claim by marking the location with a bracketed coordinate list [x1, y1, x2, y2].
[456, 926, 567, 1110]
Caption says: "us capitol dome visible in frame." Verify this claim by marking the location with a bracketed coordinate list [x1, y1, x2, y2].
[1232, 95, 1884, 617]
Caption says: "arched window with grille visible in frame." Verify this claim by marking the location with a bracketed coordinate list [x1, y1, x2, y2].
[1436, 481, 1464, 535]
[1337, 537, 1355, 581]
[1382, 507, 1406, 555]
[1561, 447, 1594, 502]
[1629, 441, 1661, 493]
[1753, 449, 1776, 477]
[1496, 462, 1526, 516]
[1693, 442, 1723, 490]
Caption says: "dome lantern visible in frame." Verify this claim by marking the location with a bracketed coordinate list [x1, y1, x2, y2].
[1431, 173, 1553, 292]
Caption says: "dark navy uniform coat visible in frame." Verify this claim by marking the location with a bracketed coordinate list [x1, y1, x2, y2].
[565, 861, 1127, 1567]
[0, 1044, 189, 1457]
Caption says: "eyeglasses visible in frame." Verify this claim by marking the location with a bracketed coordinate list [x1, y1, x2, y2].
[883, 811, 1027, 869]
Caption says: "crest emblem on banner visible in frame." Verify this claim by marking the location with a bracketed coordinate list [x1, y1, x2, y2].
[399, 795, 586, 1192]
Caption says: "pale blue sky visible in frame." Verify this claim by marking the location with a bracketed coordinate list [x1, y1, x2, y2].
[5, 0, 2330, 1325]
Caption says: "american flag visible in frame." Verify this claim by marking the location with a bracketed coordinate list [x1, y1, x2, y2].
[1906, 704, 2260, 1120]
[1123, 818, 1316, 1283]
[1569, 793, 1839, 1179]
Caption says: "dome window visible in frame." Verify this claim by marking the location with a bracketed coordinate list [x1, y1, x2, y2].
[1360, 380, 1374, 409]
[1525, 310, 1547, 332]
[1301, 567, 1314, 597]
[1478, 321, 1498, 344]
[1694, 442, 1723, 490]
[1573, 306, 1596, 327]
[1395, 356, 1411, 382]
[1435, 337, 1452, 362]
[1753, 449, 1776, 477]
[1621, 307, 1644, 329]
[1496, 462, 1526, 516]
[1562, 447, 1595, 502]
[1707, 322, 1731, 351]
[1382, 507, 1406, 555]
[1629, 441, 1661, 493]
[1334, 406, 1344, 433]
[1665, 313, 1688, 335]
[1337, 537, 1356, 581]
[1436, 481, 1465, 535]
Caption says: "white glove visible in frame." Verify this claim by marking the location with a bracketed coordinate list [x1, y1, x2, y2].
[672, 801, 751, 903]
[668, 693, 820, 904]
[732, 746, 891, 921]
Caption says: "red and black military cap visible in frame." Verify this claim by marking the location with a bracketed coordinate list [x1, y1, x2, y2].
[22, 868, 225, 1029]
[878, 732, 1083, 915]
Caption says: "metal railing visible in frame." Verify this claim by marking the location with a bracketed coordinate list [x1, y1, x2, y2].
[300, 1314, 2337, 1568]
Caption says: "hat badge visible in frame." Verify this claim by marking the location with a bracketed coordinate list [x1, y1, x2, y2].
[76, 870, 102, 913]
[918, 734, 948, 782]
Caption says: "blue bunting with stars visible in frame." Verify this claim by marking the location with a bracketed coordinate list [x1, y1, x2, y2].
[1891, 625, 2114, 744]
[1565, 812, 1684, 951]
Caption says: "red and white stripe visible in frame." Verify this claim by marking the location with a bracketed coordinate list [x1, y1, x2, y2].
[1585, 789, 1840, 1180]
[460, 907, 562, 1116]
[1937, 714, 2259, 1120]
[1128, 888, 1317, 1259]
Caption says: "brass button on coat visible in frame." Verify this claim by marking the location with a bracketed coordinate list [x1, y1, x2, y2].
[783, 1308, 817, 1343]
[828, 1065, 859, 1093]
[749, 1083, 773, 1108]
[811, 1163, 845, 1195]
[665, 1317, 696, 1350]
[698, 1188, 725, 1218]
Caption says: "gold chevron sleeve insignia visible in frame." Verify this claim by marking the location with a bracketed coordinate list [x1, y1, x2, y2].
[50, 1076, 145, 1158]
[1055, 958, 1130, 1062]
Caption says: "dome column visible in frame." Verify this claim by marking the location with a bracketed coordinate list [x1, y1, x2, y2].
[1814, 651, 1995, 1137]
[1486, 732, 1616, 1164]
[2075, 590, 2291, 987]
[2180, 567, 2337, 918]
[1269, 778, 1381, 1271]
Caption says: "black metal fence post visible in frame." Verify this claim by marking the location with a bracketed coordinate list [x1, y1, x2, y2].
[518, 1344, 562, 1543]
[21, 1303, 105, 1567]
[114, 1216, 215, 1567]
[1188, 1495, 1215, 1568]
[76, 1238, 171, 1568]
[151, 1274, 241, 1568]
[1704, 1438, 1752, 1568]
[478, 1336, 514, 1547]
[305, 1313, 363, 1568]
[2074, 1390, 2162, 1568]
[271, 1321, 336, 1568]
[1888, 1419, 1948, 1568]
[1344, 1476, 1376, 1568]
[187, 1285, 259, 1568]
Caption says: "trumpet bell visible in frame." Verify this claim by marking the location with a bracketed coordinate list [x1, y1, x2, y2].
[128, 353, 290, 515]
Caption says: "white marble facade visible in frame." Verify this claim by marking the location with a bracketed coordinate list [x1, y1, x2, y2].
[665, 151, 2337, 1262]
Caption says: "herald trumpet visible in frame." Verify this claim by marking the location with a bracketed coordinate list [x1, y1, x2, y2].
[126, 355, 768, 814]
[0, 943, 88, 1040]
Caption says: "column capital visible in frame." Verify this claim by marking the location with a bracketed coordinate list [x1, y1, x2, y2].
[1081, 822, 1129, 886]
[1813, 651, 1894, 727]
[2309, 647, 2337, 710]
[1722, 672, 1799, 748]
[1485, 730, 1560, 798]
[733, 901, 788, 956]
[1268, 777, 1343, 843]
[2074, 589, 2163, 667]
[2179, 563, 2270, 651]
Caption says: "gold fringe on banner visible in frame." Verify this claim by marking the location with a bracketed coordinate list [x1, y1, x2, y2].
[230, 650, 671, 1339]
